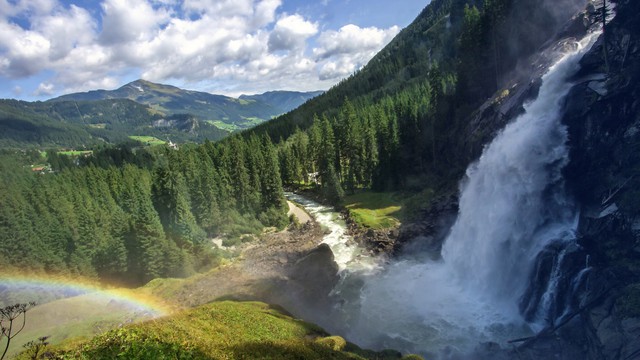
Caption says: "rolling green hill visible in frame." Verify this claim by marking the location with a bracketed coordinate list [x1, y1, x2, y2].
[0, 98, 228, 148]
[14, 301, 420, 360]
[51, 80, 322, 130]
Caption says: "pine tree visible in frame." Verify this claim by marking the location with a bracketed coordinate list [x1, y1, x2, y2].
[259, 134, 286, 213]
[152, 165, 205, 245]
[318, 116, 337, 188]
[127, 188, 167, 285]
[228, 137, 252, 213]
[323, 163, 345, 206]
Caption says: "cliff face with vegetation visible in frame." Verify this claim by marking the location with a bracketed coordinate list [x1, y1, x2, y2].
[518, 1, 640, 358]
[3, 0, 639, 358]
[401, 1, 640, 358]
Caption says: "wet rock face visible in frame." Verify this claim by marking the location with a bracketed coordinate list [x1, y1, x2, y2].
[513, 1, 640, 358]
[394, 193, 458, 259]
[343, 211, 399, 256]
[391, 2, 594, 261]
[288, 243, 340, 306]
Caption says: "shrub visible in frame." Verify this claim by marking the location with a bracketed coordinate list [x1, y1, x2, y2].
[402, 354, 425, 360]
[314, 336, 347, 351]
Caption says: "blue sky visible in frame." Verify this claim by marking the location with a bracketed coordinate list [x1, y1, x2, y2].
[0, 0, 429, 100]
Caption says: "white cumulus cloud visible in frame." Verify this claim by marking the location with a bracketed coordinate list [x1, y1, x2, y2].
[268, 14, 318, 52]
[314, 24, 399, 59]
[99, 0, 171, 45]
[0, 0, 402, 98]
[314, 24, 399, 80]
[33, 82, 55, 96]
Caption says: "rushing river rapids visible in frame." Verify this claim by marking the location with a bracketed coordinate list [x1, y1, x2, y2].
[287, 31, 601, 358]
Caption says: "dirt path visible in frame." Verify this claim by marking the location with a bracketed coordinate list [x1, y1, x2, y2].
[287, 201, 312, 224]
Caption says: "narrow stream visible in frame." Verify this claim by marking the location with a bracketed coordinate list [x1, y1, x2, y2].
[284, 192, 380, 273]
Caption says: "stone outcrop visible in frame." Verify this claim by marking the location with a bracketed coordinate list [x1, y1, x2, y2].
[289, 243, 340, 305]
[394, 193, 458, 259]
[392, 1, 639, 358]
[511, 1, 640, 358]
[343, 211, 399, 255]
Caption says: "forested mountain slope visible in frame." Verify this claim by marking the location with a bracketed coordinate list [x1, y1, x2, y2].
[51, 80, 323, 131]
[0, 81, 323, 148]
[0, 133, 287, 286]
[240, 0, 587, 201]
[0, 98, 228, 147]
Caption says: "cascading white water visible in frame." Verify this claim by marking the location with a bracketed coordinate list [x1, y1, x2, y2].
[285, 192, 381, 272]
[334, 33, 601, 356]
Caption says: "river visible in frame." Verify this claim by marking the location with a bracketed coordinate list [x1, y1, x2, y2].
[283, 30, 599, 359]
[284, 192, 381, 274]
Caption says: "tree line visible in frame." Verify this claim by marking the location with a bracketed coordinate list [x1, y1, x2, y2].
[0, 136, 286, 286]
[247, 0, 518, 202]
[1, 0, 560, 287]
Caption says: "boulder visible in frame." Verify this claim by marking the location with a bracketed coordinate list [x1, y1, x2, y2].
[288, 244, 340, 306]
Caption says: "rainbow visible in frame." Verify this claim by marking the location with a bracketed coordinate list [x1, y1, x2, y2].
[0, 273, 174, 317]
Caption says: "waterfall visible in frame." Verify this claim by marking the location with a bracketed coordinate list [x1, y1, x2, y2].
[337, 33, 601, 356]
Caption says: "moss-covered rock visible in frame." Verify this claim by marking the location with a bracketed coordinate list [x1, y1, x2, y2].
[616, 283, 640, 318]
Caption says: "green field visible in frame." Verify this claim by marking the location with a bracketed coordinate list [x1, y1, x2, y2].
[343, 192, 404, 229]
[128, 136, 166, 146]
[206, 120, 239, 132]
[240, 116, 264, 127]
[58, 150, 93, 156]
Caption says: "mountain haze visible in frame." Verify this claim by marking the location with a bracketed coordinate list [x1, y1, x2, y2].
[51, 80, 322, 131]
[240, 91, 324, 115]
[0, 80, 323, 147]
[0, 98, 227, 147]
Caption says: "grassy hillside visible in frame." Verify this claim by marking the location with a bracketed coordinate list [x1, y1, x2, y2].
[18, 301, 421, 360]
[52, 80, 288, 130]
[0, 98, 228, 148]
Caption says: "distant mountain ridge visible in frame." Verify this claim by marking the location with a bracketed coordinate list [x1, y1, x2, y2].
[50, 80, 322, 131]
[240, 90, 324, 115]
[0, 80, 322, 148]
[0, 97, 228, 147]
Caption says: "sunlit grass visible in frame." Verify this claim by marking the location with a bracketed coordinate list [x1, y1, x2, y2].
[343, 191, 404, 229]
[57, 150, 93, 156]
[206, 120, 238, 132]
[28, 301, 388, 360]
[128, 136, 166, 146]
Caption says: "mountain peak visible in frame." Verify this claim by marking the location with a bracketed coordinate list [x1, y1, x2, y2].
[121, 79, 179, 93]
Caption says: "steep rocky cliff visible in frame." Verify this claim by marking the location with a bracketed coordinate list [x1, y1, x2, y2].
[514, 1, 640, 359]
[394, 1, 639, 358]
